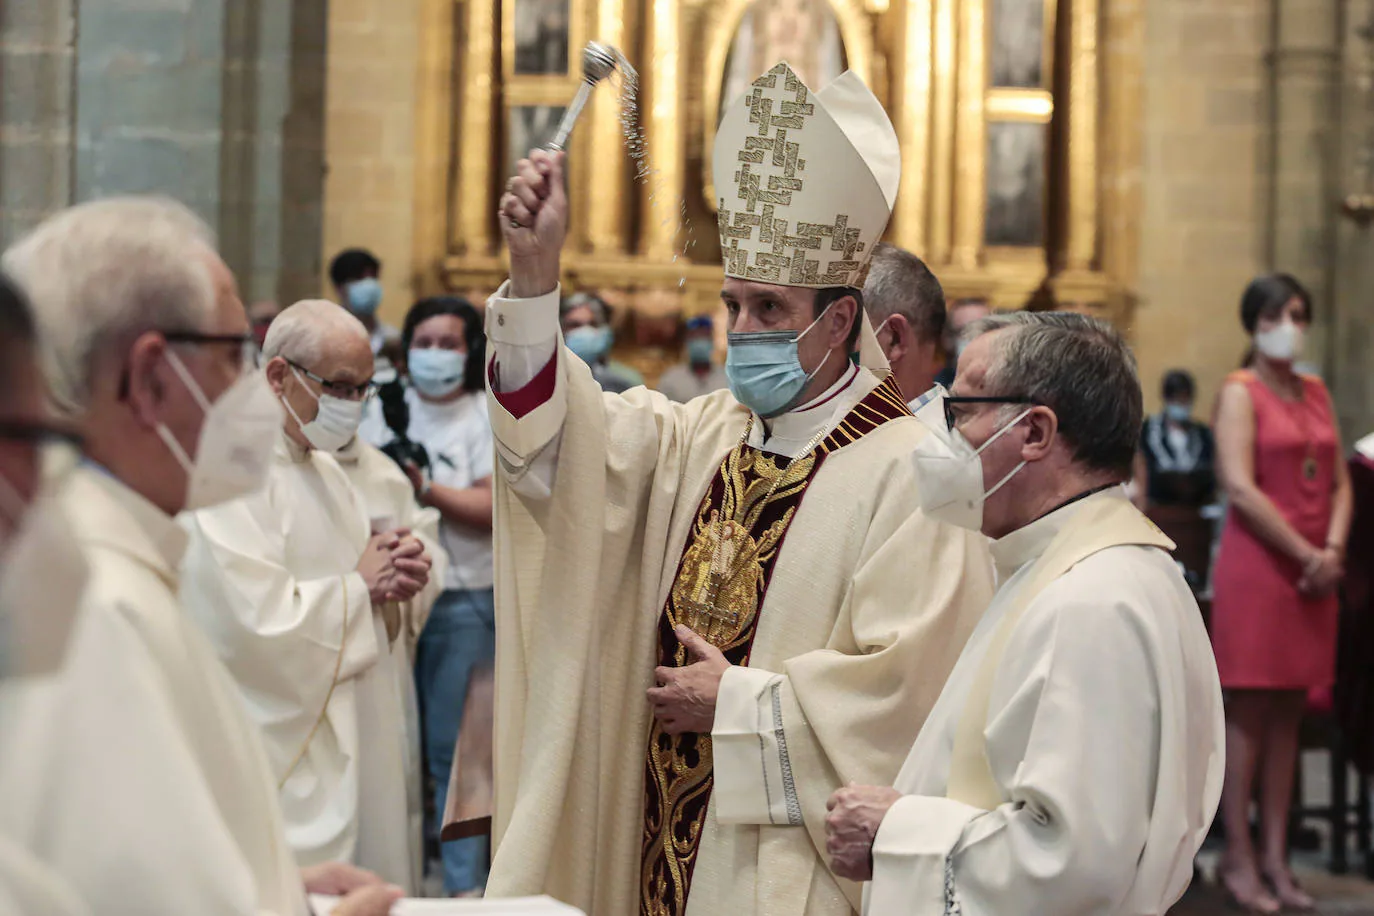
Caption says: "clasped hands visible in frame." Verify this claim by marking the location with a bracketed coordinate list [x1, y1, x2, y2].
[1298, 544, 1343, 598]
[648, 625, 730, 736]
[300, 861, 401, 916]
[356, 528, 432, 606]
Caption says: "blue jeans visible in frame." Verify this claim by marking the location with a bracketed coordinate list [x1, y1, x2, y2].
[415, 587, 495, 893]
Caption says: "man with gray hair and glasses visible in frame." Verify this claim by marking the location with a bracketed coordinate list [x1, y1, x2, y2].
[825, 312, 1225, 915]
[0, 197, 401, 916]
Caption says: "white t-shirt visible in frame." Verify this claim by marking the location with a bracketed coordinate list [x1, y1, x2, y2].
[400, 387, 496, 591]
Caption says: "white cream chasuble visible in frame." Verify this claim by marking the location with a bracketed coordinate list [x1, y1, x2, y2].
[483, 286, 994, 916]
[180, 431, 417, 891]
[866, 490, 1225, 916]
[0, 836, 89, 916]
[0, 468, 307, 916]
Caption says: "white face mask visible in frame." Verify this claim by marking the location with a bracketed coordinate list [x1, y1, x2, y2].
[0, 472, 89, 679]
[1254, 320, 1305, 362]
[280, 366, 365, 453]
[910, 386, 1033, 531]
[155, 352, 282, 510]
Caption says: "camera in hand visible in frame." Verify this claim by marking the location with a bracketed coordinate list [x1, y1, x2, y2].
[376, 379, 431, 477]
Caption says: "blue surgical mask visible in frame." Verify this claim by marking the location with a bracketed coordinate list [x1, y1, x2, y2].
[346, 278, 383, 317]
[724, 304, 833, 418]
[408, 347, 467, 399]
[686, 338, 715, 366]
[566, 326, 612, 364]
[1164, 403, 1192, 424]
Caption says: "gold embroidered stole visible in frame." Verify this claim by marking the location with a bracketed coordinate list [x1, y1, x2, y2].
[639, 377, 910, 916]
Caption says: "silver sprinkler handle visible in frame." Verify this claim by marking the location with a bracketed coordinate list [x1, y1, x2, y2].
[547, 81, 594, 152]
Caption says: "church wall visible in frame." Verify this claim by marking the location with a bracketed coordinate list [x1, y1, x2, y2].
[1132, 0, 1270, 417]
[320, 0, 424, 323]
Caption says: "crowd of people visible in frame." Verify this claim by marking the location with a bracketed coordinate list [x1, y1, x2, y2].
[0, 58, 1364, 916]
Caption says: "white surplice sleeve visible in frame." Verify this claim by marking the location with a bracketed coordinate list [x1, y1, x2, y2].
[180, 498, 379, 768]
[485, 282, 564, 501]
[867, 579, 1161, 916]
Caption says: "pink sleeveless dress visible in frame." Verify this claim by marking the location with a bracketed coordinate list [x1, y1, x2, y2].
[1210, 370, 1339, 689]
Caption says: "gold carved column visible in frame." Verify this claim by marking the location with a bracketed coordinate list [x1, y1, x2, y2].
[453, 0, 497, 257]
[952, 0, 987, 269]
[641, 0, 684, 259]
[889, 0, 933, 253]
[586, 0, 630, 254]
[1061, 0, 1100, 274]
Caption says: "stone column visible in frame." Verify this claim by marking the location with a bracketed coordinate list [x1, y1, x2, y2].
[0, 0, 77, 247]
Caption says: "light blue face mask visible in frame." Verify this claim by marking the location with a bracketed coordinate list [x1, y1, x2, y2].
[346, 278, 383, 317]
[724, 304, 833, 418]
[566, 325, 612, 364]
[686, 338, 715, 366]
[1163, 403, 1192, 424]
[408, 347, 467, 399]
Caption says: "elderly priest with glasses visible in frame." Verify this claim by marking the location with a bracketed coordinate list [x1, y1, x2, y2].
[180, 299, 434, 892]
[824, 313, 1225, 916]
[481, 62, 995, 916]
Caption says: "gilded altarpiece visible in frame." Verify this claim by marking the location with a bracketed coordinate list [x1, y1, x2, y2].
[413, 0, 1143, 380]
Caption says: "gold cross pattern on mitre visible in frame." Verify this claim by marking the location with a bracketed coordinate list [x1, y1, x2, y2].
[714, 61, 901, 290]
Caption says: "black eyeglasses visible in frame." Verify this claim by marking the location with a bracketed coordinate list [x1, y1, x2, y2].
[942, 395, 1039, 432]
[163, 331, 262, 369]
[288, 361, 378, 402]
[0, 420, 83, 450]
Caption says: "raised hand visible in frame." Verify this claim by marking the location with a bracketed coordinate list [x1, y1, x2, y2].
[499, 149, 568, 298]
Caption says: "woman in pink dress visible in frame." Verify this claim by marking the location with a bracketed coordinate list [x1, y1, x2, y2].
[1211, 274, 1353, 912]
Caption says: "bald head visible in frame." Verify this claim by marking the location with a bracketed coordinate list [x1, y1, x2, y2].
[263, 299, 372, 372]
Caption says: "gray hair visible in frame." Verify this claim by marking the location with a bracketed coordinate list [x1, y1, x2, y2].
[2, 196, 217, 415]
[964, 311, 1142, 477]
[263, 299, 370, 367]
[561, 291, 610, 326]
[863, 243, 946, 345]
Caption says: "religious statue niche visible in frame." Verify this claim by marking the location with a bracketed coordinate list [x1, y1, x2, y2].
[718, 0, 848, 124]
[986, 121, 1047, 247]
[991, 0, 1047, 89]
[513, 0, 572, 76]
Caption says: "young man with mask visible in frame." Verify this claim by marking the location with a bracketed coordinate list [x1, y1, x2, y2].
[180, 299, 433, 893]
[863, 243, 947, 411]
[0, 273, 91, 916]
[0, 198, 402, 916]
[330, 248, 402, 383]
[824, 313, 1224, 916]
[558, 291, 644, 393]
[657, 315, 729, 403]
[483, 63, 993, 916]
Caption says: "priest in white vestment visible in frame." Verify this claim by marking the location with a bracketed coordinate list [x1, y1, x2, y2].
[862, 244, 947, 412]
[824, 312, 1225, 916]
[485, 62, 994, 916]
[0, 198, 402, 916]
[334, 433, 449, 890]
[180, 299, 433, 892]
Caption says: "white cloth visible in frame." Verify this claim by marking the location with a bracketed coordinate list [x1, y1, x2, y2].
[866, 491, 1225, 916]
[358, 396, 390, 449]
[1355, 431, 1374, 461]
[0, 837, 89, 916]
[0, 467, 308, 916]
[483, 284, 994, 916]
[378, 387, 495, 590]
[333, 437, 452, 893]
[657, 362, 729, 403]
[180, 431, 417, 891]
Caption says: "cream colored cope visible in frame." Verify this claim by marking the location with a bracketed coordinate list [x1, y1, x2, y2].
[180, 429, 421, 891]
[864, 491, 1225, 916]
[0, 468, 309, 916]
